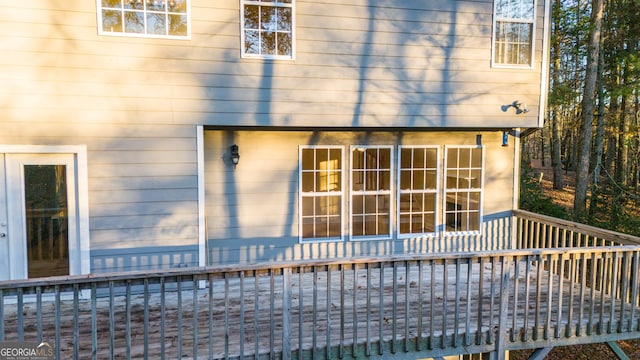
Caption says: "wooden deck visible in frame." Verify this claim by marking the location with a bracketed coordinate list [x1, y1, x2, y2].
[2, 210, 640, 360]
[2, 249, 640, 360]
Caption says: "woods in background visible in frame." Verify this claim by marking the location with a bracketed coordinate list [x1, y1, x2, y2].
[522, 0, 640, 236]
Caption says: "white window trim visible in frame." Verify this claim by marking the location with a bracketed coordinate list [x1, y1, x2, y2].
[442, 145, 485, 236]
[491, 0, 536, 69]
[396, 145, 439, 239]
[298, 145, 345, 243]
[348, 145, 394, 242]
[96, 0, 192, 40]
[240, 0, 296, 60]
[0, 145, 91, 277]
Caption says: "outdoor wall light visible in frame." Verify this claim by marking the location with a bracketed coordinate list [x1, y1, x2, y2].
[501, 100, 529, 115]
[502, 131, 509, 146]
[230, 144, 240, 168]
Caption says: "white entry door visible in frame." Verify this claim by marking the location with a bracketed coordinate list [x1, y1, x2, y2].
[0, 153, 80, 280]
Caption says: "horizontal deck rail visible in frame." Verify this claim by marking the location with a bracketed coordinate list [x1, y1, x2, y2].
[3, 246, 640, 360]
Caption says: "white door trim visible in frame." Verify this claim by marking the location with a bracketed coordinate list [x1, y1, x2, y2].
[0, 145, 90, 278]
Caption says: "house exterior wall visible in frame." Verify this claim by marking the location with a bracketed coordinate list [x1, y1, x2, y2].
[0, 0, 548, 273]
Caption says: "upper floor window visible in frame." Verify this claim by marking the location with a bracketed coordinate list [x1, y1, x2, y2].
[98, 0, 190, 39]
[493, 0, 535, 66]
[241, 0, 295, 59]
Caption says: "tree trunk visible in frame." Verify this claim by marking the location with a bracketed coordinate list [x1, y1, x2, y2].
[574, 0, 604, 221]
[588, 49, 606, 220]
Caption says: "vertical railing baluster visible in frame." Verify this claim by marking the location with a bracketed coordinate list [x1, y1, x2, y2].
[109, 281, 115, 359]
[269, 270, 275, 360]
[609, 252, 620, 334]
[74, 283, 80, 359]
[160, 277, 166, 360]
[283, 268, 292, 360]
[366, 263, 372, 356]
[17, 288, 23, 341]
[511, 256, 520, 342]
[577, 252, 587, 337]
[618, 252, 630, 333]
[488, 258, 496, 345]
[630, 252, 639, 332]
[404, 262, 410, 353]
[125, 280, 132, 359]
[598, 254, 608, 335]
[535, 255, 543, 341]
[91, 283, 97, 360]
[0, 290, 4, 341]
[239, 271, 245, 359]
[464, 258, 472, 347]
[417, 261, 424, 350]
[327, 266, 333, 359]
[208, 274, 215, 359]
[353, 264, 358, 356]
[476, 258, 484, 346]
[178, 276, 183, 358]
[392, 262, 398, 353]
[523, 256, 531, 342]
[193, 275, 199, 360]
[254, 272, 259, 360]
[36, 286, 42, 342]
[378, 263, 384, 356]
[144, 278, 149, 360]
[312, 267, 318, 358]
[55, 285, 61, 360]
[453, 259, 461, 348]
[587, 253, 597, 336]
[339, 264, 345, 358]
[555, 254, 565, 339]
[225, 273, 231, 359]
[442, 259, 449, 348]
[298, 267, 303, 360]
[566, 254, 575, 338]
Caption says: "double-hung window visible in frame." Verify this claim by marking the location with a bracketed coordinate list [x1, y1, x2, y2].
[493, 0, 535, 66]
[98, 0, 190, 38]
[444, 146, 484, 233]
[300, 147, 344, 242]
[241, 0, 295, 59]
[398, 146, 439, 236]
[350, 146, 393, 240]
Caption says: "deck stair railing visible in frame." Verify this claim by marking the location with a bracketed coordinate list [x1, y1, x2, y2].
[1, 211, 640, 360]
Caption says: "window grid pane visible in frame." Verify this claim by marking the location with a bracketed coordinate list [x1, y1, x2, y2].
[493, 0, 534, 66]
[445, 147, 482, 233]
[351, 147, 392, 239]
[300, 147, 342, 241]
[398, 147, 438, 235]
[98, 0, 189, 38]
[243, 0, 293, 58]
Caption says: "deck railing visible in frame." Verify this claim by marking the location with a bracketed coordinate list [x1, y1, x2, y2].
[1, 212, 640, 360]
[513, 209, 640, 248]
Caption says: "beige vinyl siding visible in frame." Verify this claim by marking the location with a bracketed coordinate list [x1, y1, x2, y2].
[0, 0, 548, 271]
[204, 130, 515, 265]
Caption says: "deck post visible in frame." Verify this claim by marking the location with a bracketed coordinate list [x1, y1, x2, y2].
[493, 256, 512, 360]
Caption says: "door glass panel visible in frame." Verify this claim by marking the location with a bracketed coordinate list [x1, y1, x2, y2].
[24, 165, 69, 278]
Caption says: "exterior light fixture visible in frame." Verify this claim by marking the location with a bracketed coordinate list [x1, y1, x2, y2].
[502, 131, 509, 146]
[501, 101, 529, 114]
[230, 144, 240, 168]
